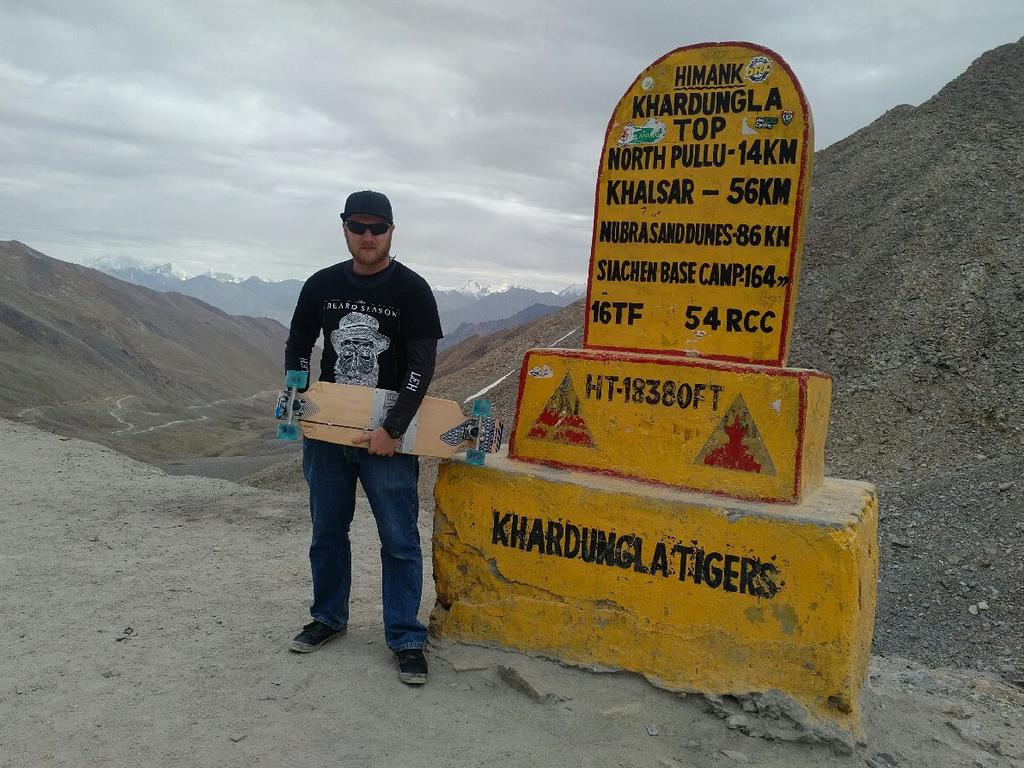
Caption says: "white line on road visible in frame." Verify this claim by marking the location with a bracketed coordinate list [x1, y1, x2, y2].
[187, 391, 267, 409]
[463, 370, 515, 404]
[132, 415, 209, 434]
[548, 327, 580, 347]
[461, 326, 580, 404]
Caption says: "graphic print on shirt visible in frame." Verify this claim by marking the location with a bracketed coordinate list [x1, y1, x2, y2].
[330, 311, 391, 386]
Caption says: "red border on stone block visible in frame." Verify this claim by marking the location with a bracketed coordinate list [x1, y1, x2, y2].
[508, 347, 829, 504]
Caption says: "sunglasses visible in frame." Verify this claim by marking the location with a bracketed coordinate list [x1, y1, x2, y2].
[344, 220, 391, 236]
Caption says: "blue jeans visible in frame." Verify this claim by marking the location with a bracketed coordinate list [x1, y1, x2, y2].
[302, 438, 426, 651]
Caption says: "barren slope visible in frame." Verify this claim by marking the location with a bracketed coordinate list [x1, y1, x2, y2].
[789, 37, 1024, 480]
[0, 240, 289, 464]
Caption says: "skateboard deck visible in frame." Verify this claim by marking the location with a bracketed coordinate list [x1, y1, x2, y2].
[275, 378, 502, 462]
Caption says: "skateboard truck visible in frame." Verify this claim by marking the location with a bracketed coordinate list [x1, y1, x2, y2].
[466, 399, 493, 466]
[275, 370, 309, 441]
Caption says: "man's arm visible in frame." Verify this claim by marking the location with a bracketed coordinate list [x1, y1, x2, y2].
[284, 279, 320, 389]
[382, 337, 436, 437]
[358, 269, 442, 456]
[357, 337, 436, 456]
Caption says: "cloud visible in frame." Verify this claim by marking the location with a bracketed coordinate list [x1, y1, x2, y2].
[1, 0, 1022, 290]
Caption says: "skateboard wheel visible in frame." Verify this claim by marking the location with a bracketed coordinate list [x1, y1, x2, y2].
[276, 423, 301, 441]
[470, 399, 492, 417]
[284, 370, 308, 389]
[466, 449, 485, 466]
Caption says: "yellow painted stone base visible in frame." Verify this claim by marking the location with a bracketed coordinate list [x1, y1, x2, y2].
[432, 453, 878, 739]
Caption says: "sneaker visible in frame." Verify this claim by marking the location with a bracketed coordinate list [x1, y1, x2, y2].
[395, 648, 428, 684]
[288, 620, 345, 653]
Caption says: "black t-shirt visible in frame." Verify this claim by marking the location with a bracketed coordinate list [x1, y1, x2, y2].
[285, 259, 442, 389]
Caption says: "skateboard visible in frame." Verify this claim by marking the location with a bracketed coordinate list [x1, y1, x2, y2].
[274, 371, 503, 464]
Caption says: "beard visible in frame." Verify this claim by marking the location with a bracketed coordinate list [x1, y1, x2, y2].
[346, 231, 392, 273]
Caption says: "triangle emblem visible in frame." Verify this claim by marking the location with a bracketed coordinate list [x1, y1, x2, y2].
[527, 373, 597, 448]
[695, 394, 776, 475]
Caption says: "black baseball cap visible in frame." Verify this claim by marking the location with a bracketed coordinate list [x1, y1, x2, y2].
[340, 190, 393, 223]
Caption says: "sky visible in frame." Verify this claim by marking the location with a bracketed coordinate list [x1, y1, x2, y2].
[1, 1, 1021, 291]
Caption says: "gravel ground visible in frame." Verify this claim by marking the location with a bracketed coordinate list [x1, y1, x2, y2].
[873, 455, 1022, 678]
[4, 419, 1023, 767]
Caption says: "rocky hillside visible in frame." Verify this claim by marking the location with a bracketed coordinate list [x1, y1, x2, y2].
[437, 302, 568, 354]
[788, 35, 1024, 481]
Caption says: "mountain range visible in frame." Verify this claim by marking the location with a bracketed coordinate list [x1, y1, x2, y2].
[86, 256, 583, 335]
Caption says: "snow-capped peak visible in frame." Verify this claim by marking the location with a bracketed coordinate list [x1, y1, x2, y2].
[151, 262, 191, 280]
[435, 279, 581, 297]
[458, 279, 509, 297]
[200, 270, 246, 283]
[87, 255, 190, 280]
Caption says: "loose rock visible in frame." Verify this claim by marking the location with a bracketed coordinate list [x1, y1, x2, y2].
[726, 714, 750, 730]
[720, 749, 749, 763]
[496, 664, 565, 704]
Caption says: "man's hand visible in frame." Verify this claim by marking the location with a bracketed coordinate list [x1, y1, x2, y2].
[351, 427, 401, 457]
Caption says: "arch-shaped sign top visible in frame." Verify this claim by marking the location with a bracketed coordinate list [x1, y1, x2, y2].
[584, 43, 814, 366]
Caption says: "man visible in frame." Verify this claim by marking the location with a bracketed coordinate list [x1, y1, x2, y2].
[284, 190, 442, 685]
